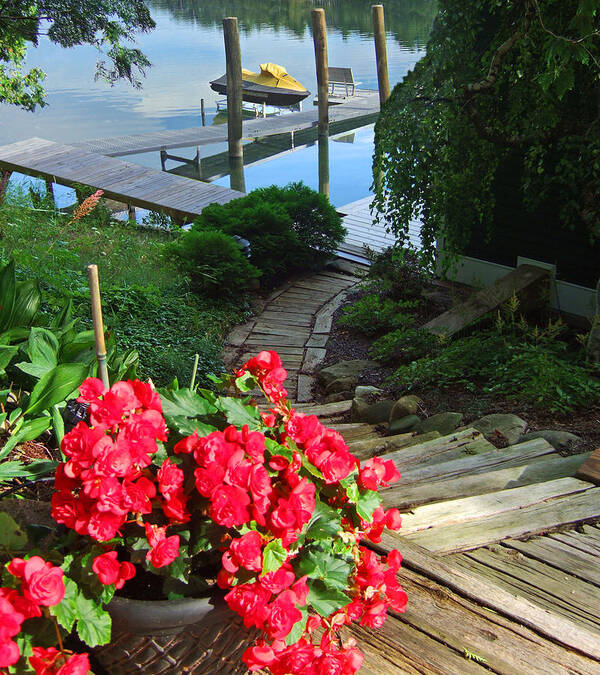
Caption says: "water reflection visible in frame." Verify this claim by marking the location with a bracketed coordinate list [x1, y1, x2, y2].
[318, 134, 329, 199]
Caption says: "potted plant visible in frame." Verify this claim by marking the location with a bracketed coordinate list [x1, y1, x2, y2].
[0, 351, 406, 674]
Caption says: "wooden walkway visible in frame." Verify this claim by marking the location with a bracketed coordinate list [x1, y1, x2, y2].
[0, 138, 240, 220]
[225, 272, 600, 674]
[74, 90, 380, 157]
[337, 195, 422, 261]
[222, 268, 361, 402]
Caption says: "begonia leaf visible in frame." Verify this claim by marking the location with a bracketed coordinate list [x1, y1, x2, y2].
[356, 489, 381, 523]
[307, 580, 350, 617]
[75, 593, 112, 647]
[261, 539, 288, 576]
[159, 387, 217, 418]
[50, 577, 78, 633]
[304, 501, 341, 540]
[0, 512, 27, 549]
[286, 607, 309, 645]
[217, 396, 262, 430]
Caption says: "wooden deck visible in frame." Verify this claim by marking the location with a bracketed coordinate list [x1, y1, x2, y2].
[74, 89, 380, 158]
[337, 195, 422, 260]
[288, 398, 600, 673]
[0, 138, 241, 219]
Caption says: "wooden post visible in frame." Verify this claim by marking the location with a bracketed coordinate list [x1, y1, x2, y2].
[87, 264, 110, 389]
[311, 8, 329, 140]
[160, 149, 167, 171]
[0, 170, 12, 205]
[318, 134, 329, 199]
[128, 204, 136, 221]
[372, 5, 391, 104]
[201, 98, 206, 126]
[229, 155, 246, 193]
[45, 179, 55, 205]
[223, 17, 243, 160]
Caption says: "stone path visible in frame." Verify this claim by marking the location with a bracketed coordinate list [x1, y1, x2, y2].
[222, 267, 362, 402]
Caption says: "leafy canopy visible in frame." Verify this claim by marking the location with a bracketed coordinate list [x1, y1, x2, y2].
[0, 0, 155, 110]
[373, 0, 600, 269]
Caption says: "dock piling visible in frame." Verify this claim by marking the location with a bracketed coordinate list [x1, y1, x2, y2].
[311, 8, 329, 141]
[223, 17, 243, 161]
[372, 5, 391, 104]
[201, 98, 206, 126]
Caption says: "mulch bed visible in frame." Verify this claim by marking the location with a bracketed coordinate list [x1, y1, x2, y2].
[321, 283, 600, 456]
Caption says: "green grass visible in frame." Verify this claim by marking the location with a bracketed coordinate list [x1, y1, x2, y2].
[0, 188, 249, 386]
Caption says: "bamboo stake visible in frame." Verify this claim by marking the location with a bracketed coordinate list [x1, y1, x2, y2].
[372, 5, 391, 104]
[190, 353, 200, 389]
[311, 9, 329, 139]
[87, 264, 110, 389]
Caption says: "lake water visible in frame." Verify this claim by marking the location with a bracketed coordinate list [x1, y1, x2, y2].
[1, 0, 435, 206]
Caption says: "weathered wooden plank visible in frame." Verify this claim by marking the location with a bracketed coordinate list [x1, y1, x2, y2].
[301, 347, 327, 372]
[504, 536, 600, 586]
[382, 452, 591, 509]
[251, 324, 310, 338]
[294, 399, 352, 416]
[548, 530, 600, 557]
[388, 437, 556, 487]
[423, 265, 550, 337]
[577, 447, 600, 484]
[381, 428, 494, 470]
[348, 431, 441, 461]
[400, 477, 593, 535]
[393, 565, 600, 675]
[245, 334, 307, 347]
[403, 486, 600, 554]
[372, 537, 600, 660]
[347, 616, 489, 675]
[312, 289, 350, 334]
[259, 312, 312, 326]
[455, 546, 600, 629]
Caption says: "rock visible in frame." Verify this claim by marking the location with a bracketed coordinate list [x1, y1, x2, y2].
[389, 395, 423, 421]
[317, 360, 377, 388]
[417, 412, 463, 436]
[324, 391, 354, 404]
[389, 415, 421, 434]
[472, 413, 528, 445]
[354, 385, 382, 402]
[518, 430, 582, 453]
[325, 376, 358, 394]
[351, 399, 394, 424]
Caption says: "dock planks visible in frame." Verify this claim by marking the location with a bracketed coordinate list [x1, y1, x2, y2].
[0, 138, 241, 220]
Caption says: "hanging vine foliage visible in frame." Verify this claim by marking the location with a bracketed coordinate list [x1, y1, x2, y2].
[373, 0, 600, 270]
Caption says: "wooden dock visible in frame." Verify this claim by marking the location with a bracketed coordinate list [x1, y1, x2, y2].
[288, 400, 600, 673]
[337, 195, 422, 260]
[0, 138, 241, 220]
[73, 89, 380, 158]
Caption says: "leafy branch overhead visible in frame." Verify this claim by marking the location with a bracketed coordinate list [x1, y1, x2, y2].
[0, 0, 155, 110]
[373, 0, 600, 268]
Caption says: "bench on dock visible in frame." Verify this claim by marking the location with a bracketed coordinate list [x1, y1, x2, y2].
[328, 67, 361, 97]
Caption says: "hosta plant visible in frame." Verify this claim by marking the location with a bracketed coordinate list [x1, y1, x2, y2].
[0, 351, 406, 674]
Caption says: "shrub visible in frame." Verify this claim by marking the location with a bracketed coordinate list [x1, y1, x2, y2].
[190, 183, 345, 287]
[366, 246, 429, 301]
[369, 327, 441, 364]
[165, 229, 260, 299]
[338, 294, 418, 337]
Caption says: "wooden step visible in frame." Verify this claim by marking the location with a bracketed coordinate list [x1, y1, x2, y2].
[349, 431, 441, 461]
[398, 483, 600, 554]
[382, 451, 591, 509]
[576, 447, 600, 484]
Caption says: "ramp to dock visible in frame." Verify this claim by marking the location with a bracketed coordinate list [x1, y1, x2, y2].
[0, 138, 241, 218]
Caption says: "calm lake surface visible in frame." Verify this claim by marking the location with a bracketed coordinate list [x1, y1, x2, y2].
[1, 0, 435, 204]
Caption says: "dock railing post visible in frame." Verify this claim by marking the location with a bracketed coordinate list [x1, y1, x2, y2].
[312, 8, 329, 198]
[312, 8, 329, 139]
[223, 17, 243, 164]
[201, 98, 206, 126]
[372, 5, 391, 105]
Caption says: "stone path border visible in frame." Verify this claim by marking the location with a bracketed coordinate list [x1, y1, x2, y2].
[222, 265, 363, 402]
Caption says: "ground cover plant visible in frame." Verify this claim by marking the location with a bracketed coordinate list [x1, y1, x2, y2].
[0, 186, 248, 389]
[337, 248, 600, 415]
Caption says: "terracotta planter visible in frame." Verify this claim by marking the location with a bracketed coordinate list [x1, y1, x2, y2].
[93, 593, 254, 674]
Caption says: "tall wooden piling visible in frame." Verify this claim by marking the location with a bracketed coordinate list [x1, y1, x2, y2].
[318, 135, 329, 199]
[311, 9, 329, 140]
[201, 98, 206, 126]
[372, 5, 391, 104]
[223, 17, 243, 160]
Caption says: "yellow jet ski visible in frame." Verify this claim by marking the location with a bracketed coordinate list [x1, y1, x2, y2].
[210, 62, 310, 107]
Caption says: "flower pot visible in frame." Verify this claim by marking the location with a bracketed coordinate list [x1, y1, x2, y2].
[93, 593, 254, 674]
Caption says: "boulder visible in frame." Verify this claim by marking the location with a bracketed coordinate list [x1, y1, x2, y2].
[472, 413, 528, 445]
[518, 430, 581, 453]
[389, 395, 423, 421]
[417, 412, 463, 436]
[325, 376, 358, 394]
[389, 415, 421, 434]
[354, 385, 382, 401]
[317, 360, 377, 388]
[324, 391, 354, 404]
[351, 399, 395, 424]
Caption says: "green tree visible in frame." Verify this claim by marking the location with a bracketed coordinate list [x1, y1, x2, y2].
[0, 0, 155, 110]
[373, 0, 600, 269]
